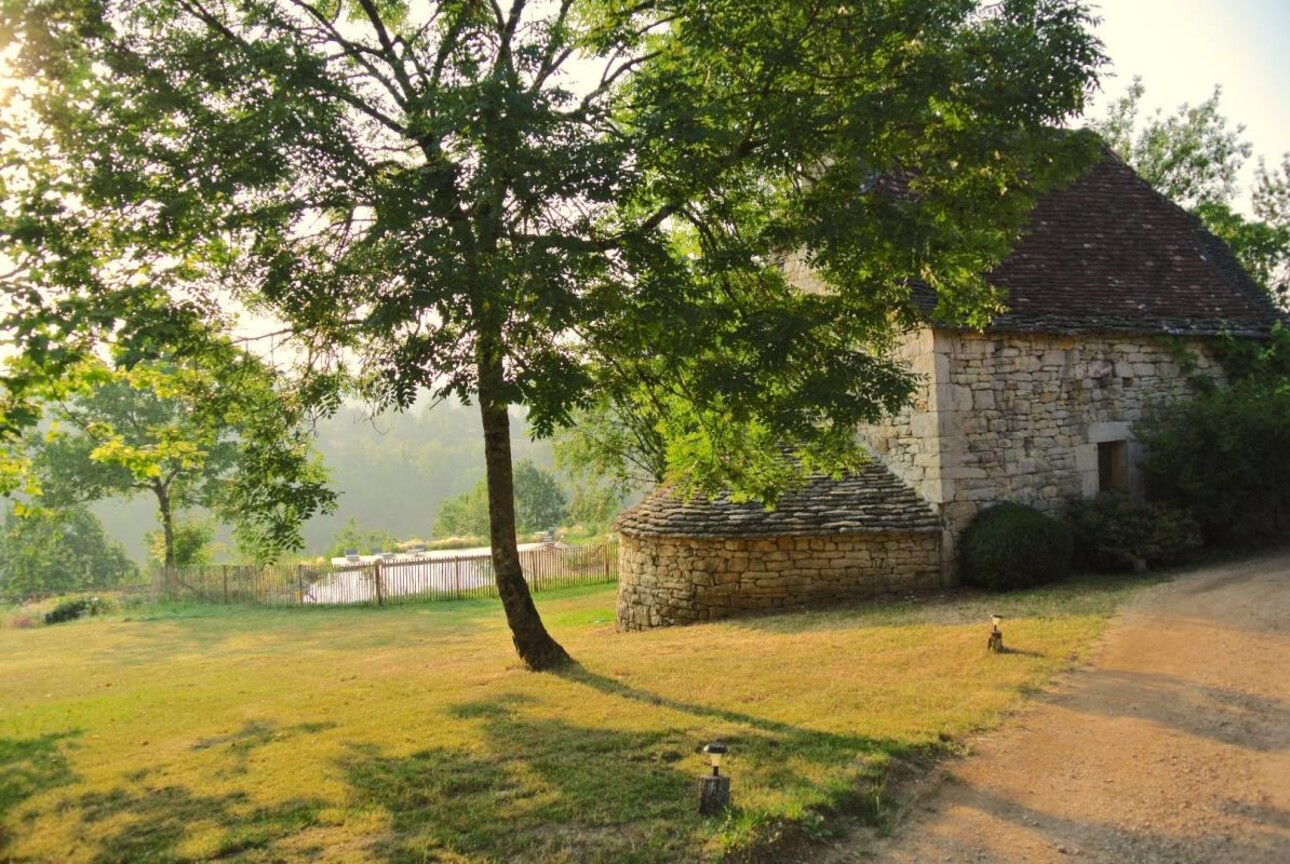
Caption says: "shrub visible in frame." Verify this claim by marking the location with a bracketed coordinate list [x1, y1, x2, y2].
[1066, 493, 1202, 573]
[1137, 380, 1290, 541]
[43, 597, 101, 626]
[960, 502, 1072, 592]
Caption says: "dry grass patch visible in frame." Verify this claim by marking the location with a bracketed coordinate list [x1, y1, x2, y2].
[0, 576, 1149, 862]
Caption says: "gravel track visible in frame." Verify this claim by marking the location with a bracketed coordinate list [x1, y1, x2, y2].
[819, 551, 1290, 863]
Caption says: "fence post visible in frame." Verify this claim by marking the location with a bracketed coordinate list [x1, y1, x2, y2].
[455, 557, 461, 598]
[298, 564, 306, 605]
[374, 559, 384, 606]
[223, 568, 229, 604]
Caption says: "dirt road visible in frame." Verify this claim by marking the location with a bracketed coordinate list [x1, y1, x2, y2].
[829, 551, 1290, 863]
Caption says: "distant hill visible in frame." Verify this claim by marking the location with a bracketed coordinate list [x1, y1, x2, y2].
[93, 398, 553, 562]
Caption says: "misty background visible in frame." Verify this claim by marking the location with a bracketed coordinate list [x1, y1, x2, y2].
[91, 398, 557, 562]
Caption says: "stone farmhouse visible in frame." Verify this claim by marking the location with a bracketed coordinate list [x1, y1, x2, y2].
[615, 154, 1285, 630]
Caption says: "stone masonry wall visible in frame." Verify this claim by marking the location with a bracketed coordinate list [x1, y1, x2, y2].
[616, 530, 942, 630]
[862, 328, 1224, 537]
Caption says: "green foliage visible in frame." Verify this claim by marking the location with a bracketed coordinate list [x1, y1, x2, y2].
[960, 502, 1073, 592]
[552, 394, 665, 495]
[1094, 78, 1250, 209]
[1135, 325, 1290, 541]
[565, 483, 624, 535]
[146, 518, 214, 568]
[43, 596, 100, 625]
[512, 461, 568, 534]
[432, 485, 490, 540]
[1065, 493, 1201, 573]
[324, 518, 399, 559]
[1211, 320, 1290, 382]
[1, 0, 1104, 499]
[434, 460, 567, 538]
[1092, 79, 1289, 299]
[1138, 381, 1290, 542]
[1, 0, 1104, 663]
[0, 504, 137, 600]
[9, 352, 334, 565]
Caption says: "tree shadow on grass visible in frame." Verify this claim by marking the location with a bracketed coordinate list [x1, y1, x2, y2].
[48, 719, 335, 864]
[341, 698, 701, 864]
[192, 720, 339, 777]
[73, 785, 324, 864]
[0, 731, 81, 855]
[339, 672, 928, 863]
[553, 666, 926, 828]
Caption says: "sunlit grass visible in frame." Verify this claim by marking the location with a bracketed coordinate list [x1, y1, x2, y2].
[0, 575, 1149, 862]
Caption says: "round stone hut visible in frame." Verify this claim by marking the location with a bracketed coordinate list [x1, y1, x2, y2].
[614, 462, 945, 629]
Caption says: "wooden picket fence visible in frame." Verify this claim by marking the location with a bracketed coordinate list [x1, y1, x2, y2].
[154, 541, 618, 607]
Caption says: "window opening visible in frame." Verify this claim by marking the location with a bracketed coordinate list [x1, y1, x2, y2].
[1098, 441, 1128, 493]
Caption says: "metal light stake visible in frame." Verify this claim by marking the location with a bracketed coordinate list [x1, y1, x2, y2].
[698, 741, 731, 815]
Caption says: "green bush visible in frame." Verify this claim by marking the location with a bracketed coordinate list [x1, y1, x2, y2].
[1066, 493, 1202, 573]
[960, 502, 1073, 592]
[1138, 380, 1290, 541]
[44, 596, 101, 625]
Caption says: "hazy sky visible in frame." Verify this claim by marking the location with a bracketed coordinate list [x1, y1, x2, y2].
[1087, 0, 1290, 201]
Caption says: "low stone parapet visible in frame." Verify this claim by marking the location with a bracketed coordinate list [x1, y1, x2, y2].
[615, 529, 942, 630]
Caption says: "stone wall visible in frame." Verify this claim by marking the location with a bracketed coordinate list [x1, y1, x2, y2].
[863, 328, 1223, 536]
[616, 530, 943, 630]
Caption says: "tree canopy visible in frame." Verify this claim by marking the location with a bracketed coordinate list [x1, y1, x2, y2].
[435, 458, 567, 538]
[11, 350, 334, 567]
[1, 0, 1104, 668]
[1092, 78, 1290, 299]
[0, 502, 137, 599]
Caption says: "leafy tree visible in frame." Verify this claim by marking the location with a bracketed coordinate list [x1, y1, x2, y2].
[1092, 78, 1290, 299]
[146, 518, 215, 568]
[553, 392, 668, 496]
[435, 459, 567, 537]
[512, 460, 567, 534]
[1094, 78, 1250, 209]
[1, 0, 1103, 668]
[565, 482, 624, 534]
[1138, 326, 1290, 540]
[432, 485, 490, 540]
[14, 352, 334, 568]
[0, 503, 137, 599]
[324, 517, 399, 559]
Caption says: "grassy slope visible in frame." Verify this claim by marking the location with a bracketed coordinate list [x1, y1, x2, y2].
[0, 578, 1146, 863]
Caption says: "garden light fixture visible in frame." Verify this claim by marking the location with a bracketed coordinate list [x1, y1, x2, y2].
[698, 741, 731, 815]
[703, 741, 728, 777]
[988, 613, 1005, 653]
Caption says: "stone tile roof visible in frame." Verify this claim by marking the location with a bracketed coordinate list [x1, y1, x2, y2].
[922, 154, 1285, 337]
[613, 460, 941, 538]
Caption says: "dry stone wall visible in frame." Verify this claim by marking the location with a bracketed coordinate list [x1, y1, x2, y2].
[863, 328, 1223, 535]
[616, 530, 942, 630]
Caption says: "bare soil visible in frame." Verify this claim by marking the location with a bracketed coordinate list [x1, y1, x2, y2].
[819, 550, 1290, 863]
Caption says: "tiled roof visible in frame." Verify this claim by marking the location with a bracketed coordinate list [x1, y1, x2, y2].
[613, 460, 941, 538]
[928, 154, 1285, 337]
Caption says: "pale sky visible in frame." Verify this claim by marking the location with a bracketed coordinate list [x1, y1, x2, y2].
[1086, 0, 1290, 204]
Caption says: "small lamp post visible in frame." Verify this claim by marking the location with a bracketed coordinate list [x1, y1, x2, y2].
[698, 741, 730, 815]
[988, 613, 1004, 653]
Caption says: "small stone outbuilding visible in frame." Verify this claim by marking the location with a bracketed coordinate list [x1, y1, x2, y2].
[615, 462, 941, 629]
[617, 152, 1287, 630]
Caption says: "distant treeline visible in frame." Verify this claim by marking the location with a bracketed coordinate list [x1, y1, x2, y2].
[94, 399, 553, 561]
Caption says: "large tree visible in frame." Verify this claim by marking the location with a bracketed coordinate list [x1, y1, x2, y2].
[1, 0, 1103, 668]
[0, 502, 137, 599]
[435, 458, 567, 537]
[17, 351, 334, 568]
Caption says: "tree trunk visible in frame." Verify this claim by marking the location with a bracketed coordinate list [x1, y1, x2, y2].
[155, 482, 176, 593]
[477, 353, 572, 671]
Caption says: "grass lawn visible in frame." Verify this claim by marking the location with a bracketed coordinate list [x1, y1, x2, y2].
[0, 576, 1149, 863]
